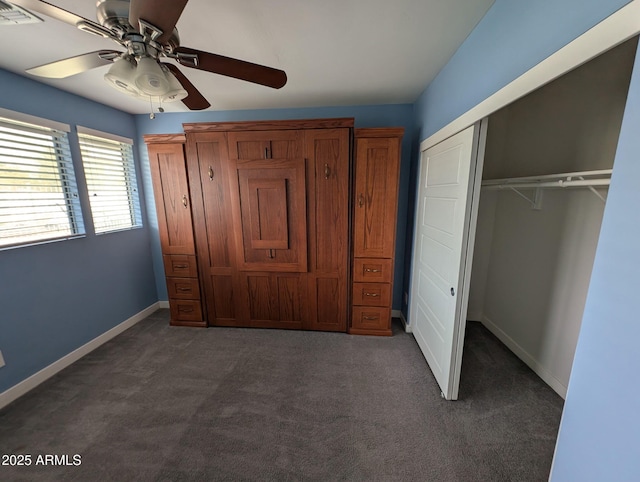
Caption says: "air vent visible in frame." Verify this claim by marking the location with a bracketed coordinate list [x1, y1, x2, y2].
[0, 1, 43, 25]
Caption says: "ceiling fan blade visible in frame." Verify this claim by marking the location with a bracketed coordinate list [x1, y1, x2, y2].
[9, 0, 115, 39]
[174, 47, 287, 89]
[163, 63, 210, 111]
[129, 0, 188, 44]
[26, 50, 122, 79]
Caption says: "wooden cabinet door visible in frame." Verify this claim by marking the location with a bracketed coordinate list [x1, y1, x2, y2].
[229, 158, 308, 272]
[227, 130, 303, 159]
[186, 132, 241, 327]
[304, 128, 350, 332]
[147, 142, 195, 255]
[353, 136, 401, 258]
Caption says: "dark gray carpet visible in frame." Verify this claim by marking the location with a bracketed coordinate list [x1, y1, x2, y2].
[0, 310, 563, 481]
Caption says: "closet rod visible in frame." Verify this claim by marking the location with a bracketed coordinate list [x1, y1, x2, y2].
[482, 179, 611, 190]
[481, 169, 612, 187]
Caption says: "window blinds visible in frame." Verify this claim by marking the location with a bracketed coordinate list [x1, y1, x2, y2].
[77, 129, 142, 234]
[0, 116, 84, 248]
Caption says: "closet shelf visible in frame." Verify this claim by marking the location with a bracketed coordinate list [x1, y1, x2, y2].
[481, 169, 612, 208]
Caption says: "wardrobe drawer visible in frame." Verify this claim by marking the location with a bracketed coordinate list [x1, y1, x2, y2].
[352, 282, 391, 307]
[353, 258, 393, 283]
[170, 299, 203, 322]
[167, 278, 200, 300]
[163, 255, 198, 278]
[351, 307, 391, 332]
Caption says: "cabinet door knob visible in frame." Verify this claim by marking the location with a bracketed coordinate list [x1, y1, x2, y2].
[182, 195, 188, 208]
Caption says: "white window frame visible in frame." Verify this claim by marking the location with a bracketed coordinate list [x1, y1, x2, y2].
[77, 126, 142, 234]
[0, 108, 84, 249]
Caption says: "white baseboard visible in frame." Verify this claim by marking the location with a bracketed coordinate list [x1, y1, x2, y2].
[0, 302, 162, 410]
[158, 300, 169, 309]
[393, 309, 412, 333]
[481, 316, 567, 399]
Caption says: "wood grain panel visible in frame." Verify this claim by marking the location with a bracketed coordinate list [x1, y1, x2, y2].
[211, 275, 236, 321]
[183, 118, 354, 132]
[314, 278, 345, 329]
[227, 130, 302, 160]
[303, 129, 350, 332]
[353, 138, 400, 258]
[148, 143, 195, 255]
[186, 132, 237, 327]
[246, 179, 289, 250]
[277, 275, 304, 322]
[247, 275, 274, 321]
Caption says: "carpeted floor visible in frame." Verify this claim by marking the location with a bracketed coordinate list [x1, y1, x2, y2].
[0, 310, 563, 481]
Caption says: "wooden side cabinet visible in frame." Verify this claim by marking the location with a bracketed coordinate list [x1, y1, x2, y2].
[146, 134, 205, 327]
[350, 128, 404, 335]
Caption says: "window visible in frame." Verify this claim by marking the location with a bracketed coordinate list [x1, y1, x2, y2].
[77, 127, 142, 234]
[0, 110, 84, 249]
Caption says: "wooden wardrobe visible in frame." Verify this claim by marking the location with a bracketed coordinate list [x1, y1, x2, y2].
[145, 118, 403, 334]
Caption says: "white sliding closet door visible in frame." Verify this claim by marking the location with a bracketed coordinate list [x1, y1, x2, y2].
[409, 120, 486, 400]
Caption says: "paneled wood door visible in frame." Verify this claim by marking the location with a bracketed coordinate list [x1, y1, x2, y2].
[351, 128, 403, 336]
[146, 135, 204, 327]
[186, 132, 241, 327]
[228, 158, 308, 272]
[353, 135, 401, 258]
[304, 128, 350, 332]
[148, 141, 195, 256]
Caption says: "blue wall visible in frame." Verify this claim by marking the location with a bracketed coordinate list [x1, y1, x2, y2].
[550, 42, 640, 482]
[407, 0, 639, 480]
[0, 69, 157, 394]
[135, 104, 414, 310]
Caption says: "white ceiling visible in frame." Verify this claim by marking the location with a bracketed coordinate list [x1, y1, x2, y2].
[0, 0, 495, 114]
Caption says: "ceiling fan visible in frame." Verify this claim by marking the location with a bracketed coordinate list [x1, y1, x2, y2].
[10, 0, 288, 110]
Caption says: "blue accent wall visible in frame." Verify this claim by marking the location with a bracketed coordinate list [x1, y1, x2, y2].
[0, 69, 157, 394]
[135, 104, 414, 310]
[551, 42, 640, 482]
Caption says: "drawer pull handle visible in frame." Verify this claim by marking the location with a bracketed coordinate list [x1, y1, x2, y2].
[174, 264, 188, 269]
[358, 193, 364, 208]
[324, 163, 330, 179]
[365, 293, 379, 297]
[208, 166, 214, 181]
[179, 307, 194, 313]
[363, 316, 378, 321]
[182, 195, 188, 208]
[364, 268, 380, 273]
[177, 288, 191, 292]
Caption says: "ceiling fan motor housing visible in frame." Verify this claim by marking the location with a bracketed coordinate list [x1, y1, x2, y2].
[96, 0, 180, 53]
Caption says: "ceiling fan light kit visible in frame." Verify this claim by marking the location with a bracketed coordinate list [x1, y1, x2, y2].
[134, 56, 169, 96]
[103, 55, 138, 95]
[10, 0, 288, 111]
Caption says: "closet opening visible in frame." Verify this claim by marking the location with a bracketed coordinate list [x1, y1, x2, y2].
[465, 35, 638, 399]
